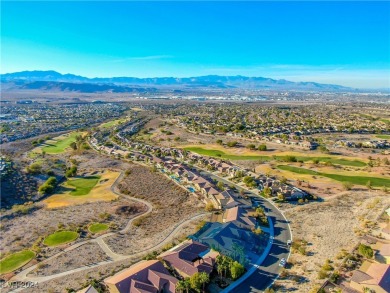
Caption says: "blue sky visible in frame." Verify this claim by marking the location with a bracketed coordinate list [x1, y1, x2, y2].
[2, 1, 390, 88]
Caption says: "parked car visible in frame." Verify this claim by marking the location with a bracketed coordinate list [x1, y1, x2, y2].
[287, 240, 292, 246]
[279, 258, 287, 267]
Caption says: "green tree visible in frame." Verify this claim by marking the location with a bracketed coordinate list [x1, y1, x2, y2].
[38, 176, 57, 195]
[230, 261, 245, 280]
[217, 181, 225, 191]
[263, 187, 271, 197]
[198, 272, 209, 292]
[216, 139, 223, 145]
[258, 144, 267, 151]
[189, 272, 203, 292]
[177, 279, 191, 293]
[65, 165, 77, 178]
[246, 144, 256, 150]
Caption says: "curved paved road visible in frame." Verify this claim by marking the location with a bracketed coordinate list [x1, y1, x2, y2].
[195, 168, 292, 292]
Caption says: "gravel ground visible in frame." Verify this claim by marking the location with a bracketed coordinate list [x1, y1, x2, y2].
[106, 164, 204, 254]
[0, 198, 146, 256]
[277, 191, 390, 292]
[28, 242, 109, 277]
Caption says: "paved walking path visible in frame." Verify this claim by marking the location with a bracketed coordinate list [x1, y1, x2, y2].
[10, 170, 209, 285]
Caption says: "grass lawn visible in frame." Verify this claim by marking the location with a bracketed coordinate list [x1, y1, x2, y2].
[376, 134, 390, 139]
[88, 223, 109, 234]
[41, 132, 80, 154]
[380, 119, 390, 125]
[67, 176, 101, 196]
[277, 165, 390, 187]
[184, 147, 366, 167]
[44, 171, 119, 208]
[99, 118, 125, 129]
[0, 250, 35, 274]
[43, 231, 79, 246]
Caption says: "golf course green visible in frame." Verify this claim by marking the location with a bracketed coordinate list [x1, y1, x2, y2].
[67, 176, 101, 196]
[185, 147, 366, 167]
[88, 223, 109, 234]
[0, 250, 35, 274]
[43, 231, 79, 246]
[42, 132, 79, 154]
[277, 165, 390, 187]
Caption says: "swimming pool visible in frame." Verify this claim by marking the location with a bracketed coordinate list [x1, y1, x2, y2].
[187, 186, 195, 192]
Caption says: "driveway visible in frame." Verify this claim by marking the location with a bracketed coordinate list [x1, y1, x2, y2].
[194, 167, 292, 292]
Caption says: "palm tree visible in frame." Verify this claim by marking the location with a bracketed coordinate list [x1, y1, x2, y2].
[176, 278, 191, 293]
[198, 272, 210, 292]
[176, 280, 186, 293]
[217, 264, 223, 281]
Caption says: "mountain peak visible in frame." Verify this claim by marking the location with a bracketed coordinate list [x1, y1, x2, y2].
[1, 70, 353, 91]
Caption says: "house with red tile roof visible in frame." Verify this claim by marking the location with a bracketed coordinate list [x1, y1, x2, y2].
[350, 261, 390, 293]
[161, 240, 217, 278]
[373, 242, 390, 264]
[104, 260, 178, 293]
[223, 206, 257, 230]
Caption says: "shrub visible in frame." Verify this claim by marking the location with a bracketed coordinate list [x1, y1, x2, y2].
[205, 202, 214, 212]
[226, 141, 238, 147]
[318, 269, 328, 279]
[27, 163, 42, 174]
[258, 144, 267, 151]
[38, 177, 57, 195]
[358, 244, 373, 258]
[65, 166, 77, 178]
[284, 155, 297, 162]
[343, 182, 353, 190]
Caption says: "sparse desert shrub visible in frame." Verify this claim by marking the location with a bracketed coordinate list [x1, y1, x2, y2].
[317, 269, 328, 279]
[358, 244, 373, 258]
[205, 202, 214, 212]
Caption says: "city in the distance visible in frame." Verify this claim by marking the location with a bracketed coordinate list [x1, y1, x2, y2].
[1, 1, 389, 293]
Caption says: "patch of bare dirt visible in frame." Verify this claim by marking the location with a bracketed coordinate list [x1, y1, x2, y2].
[106, 164, 204, 254]
[28, 242, 108, 277]
[278, 191, 390, 292]
[0, 198, 146, 256]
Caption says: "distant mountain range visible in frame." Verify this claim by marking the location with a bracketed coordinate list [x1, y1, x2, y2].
[1, 70, 356, 92]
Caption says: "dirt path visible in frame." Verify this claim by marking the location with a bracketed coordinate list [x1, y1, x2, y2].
[10, 170, 208, 285]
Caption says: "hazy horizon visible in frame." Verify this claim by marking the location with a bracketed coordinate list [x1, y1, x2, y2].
[2, 1, 390, 89]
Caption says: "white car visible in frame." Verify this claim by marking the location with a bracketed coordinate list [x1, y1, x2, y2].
[279, 258, 287, 267]
[287, 240, 292, 246]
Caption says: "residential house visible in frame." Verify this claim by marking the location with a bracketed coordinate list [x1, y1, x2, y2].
[223, 206, 256, 230]
[104, 260, 178, 293]
[350, 261, 390, 293]
[217, 190, 240, 209]
[192, 222, 267, 265]
[161, 240, 217, 278]
[373, 243, 390, 264]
